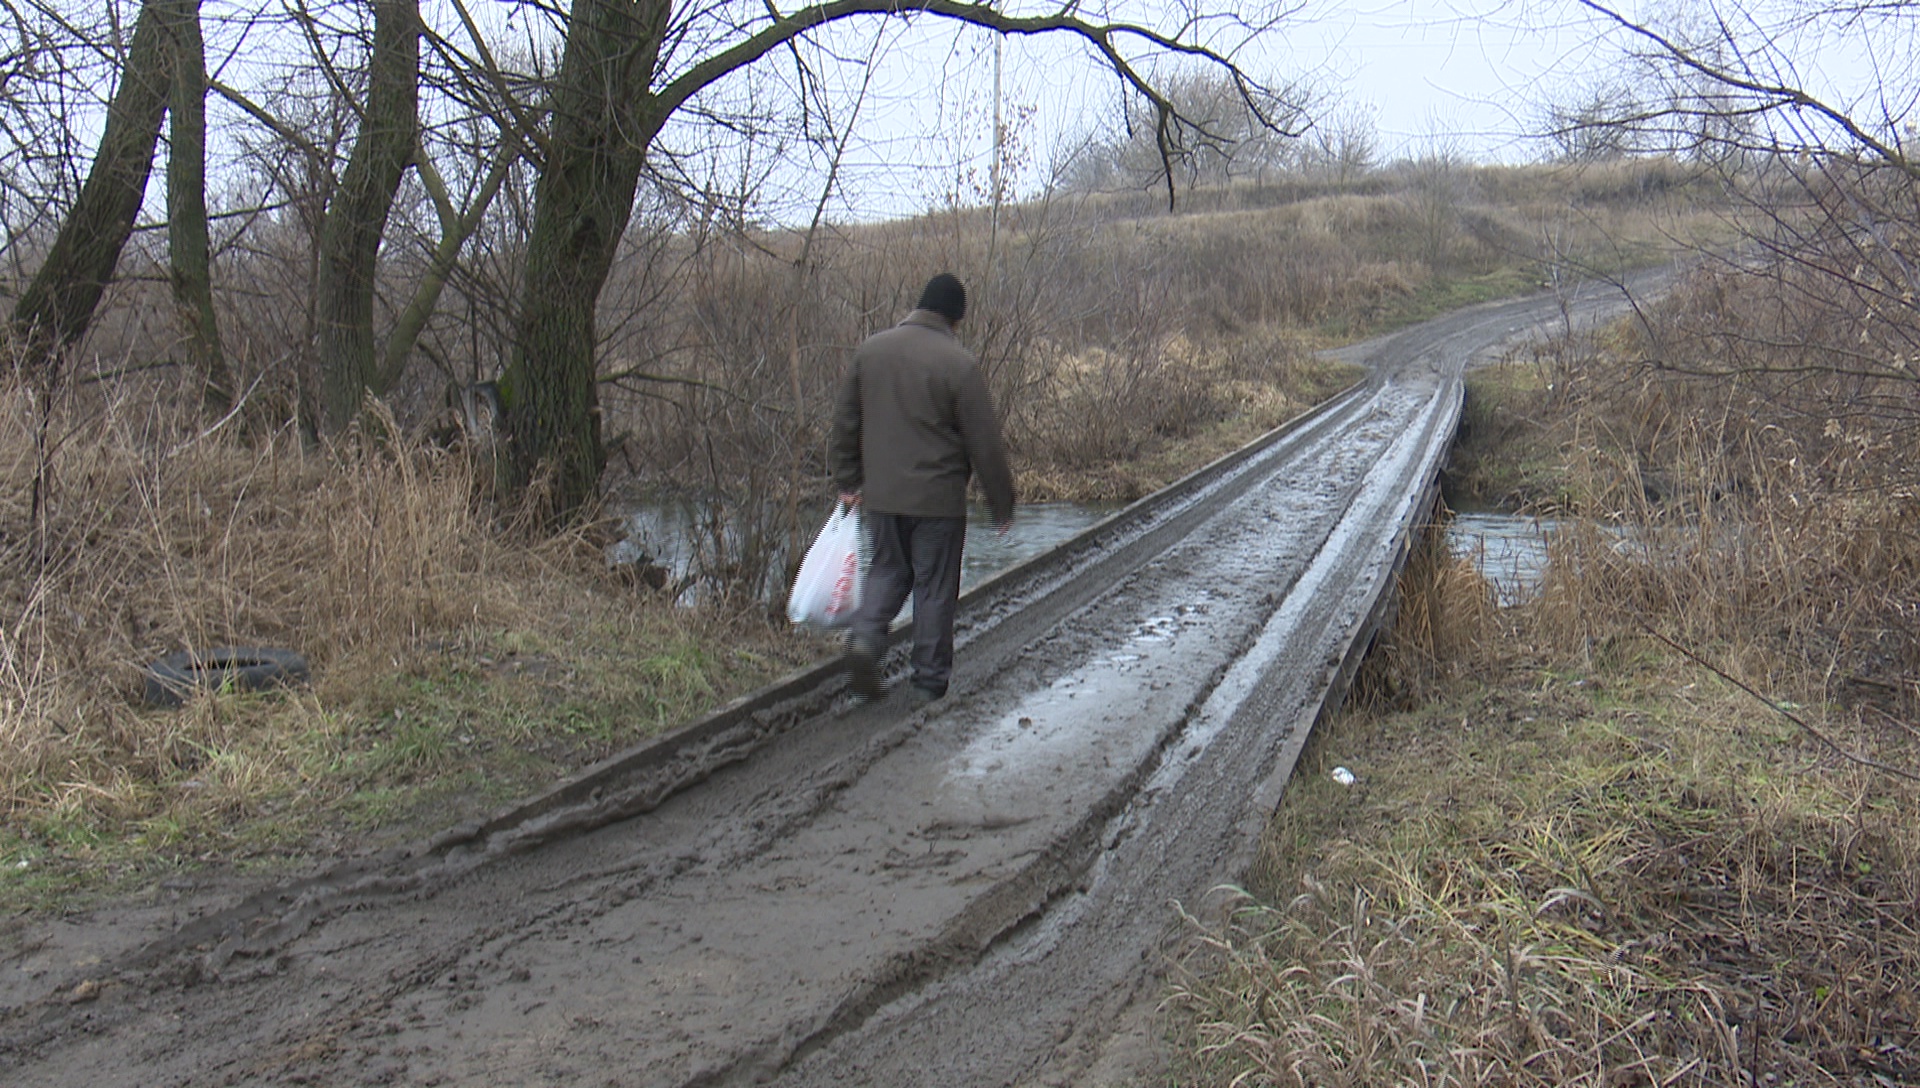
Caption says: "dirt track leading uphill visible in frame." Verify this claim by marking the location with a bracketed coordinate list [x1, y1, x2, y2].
[0, 275, 1661, 1088]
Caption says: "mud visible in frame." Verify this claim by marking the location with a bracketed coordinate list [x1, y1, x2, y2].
[0, 273, 1665, 1087]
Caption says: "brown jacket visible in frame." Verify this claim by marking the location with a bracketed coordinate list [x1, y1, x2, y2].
[831, 310, 1016, 522]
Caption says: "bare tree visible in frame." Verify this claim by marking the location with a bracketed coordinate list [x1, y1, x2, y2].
[6, 0, 170, 376]
[3, 0, 1305, 528]
[1396, 135, 1472, 274]
[1063, 69, 1310, 194]
[500, 0, 1307, 524]
[1564, 1, 1920, 471]
[0, 2, 97, 283]
[1569, 1, 1918, 174]
[1299, 102, 1377, 184]
[314, 0, 419, 432]
[1569, 3, 1918, 278]
[1542, 78, 1647, 162]
[161, 0, 231, 414]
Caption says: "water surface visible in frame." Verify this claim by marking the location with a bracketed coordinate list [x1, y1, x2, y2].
[619, 497, 1572, 610]
[1446, 510, 1565, 605]
[960, 503, 1122, 590]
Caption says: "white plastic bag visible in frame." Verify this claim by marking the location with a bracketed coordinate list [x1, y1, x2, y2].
[787, 504, 865, 627]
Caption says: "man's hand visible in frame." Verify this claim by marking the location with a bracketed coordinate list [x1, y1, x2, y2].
[994, 514, 1014, 538]
[838, 491, 862, 509]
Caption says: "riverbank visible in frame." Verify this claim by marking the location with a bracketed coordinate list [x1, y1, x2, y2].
[4, 157, 1730, 916]
[1164, 336, 1920, 1083]
[0, 349, 1363, 918]
[1170, 532, 1918, 1085]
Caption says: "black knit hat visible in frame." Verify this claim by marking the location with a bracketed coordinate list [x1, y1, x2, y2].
[917, 272, 967, 324]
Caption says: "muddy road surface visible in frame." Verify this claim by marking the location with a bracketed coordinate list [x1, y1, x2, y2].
[0, 276, 1658, 1087]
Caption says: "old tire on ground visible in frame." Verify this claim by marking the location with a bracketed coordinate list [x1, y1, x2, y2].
[142, 647, 310, 708]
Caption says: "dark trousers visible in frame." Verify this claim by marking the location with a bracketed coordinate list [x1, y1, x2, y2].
[851, 513, 967, 694]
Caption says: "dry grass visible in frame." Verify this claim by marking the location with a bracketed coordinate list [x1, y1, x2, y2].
[1166, 244, 1920, 1086]
[1453, 262, 1920, 712]
[0, 157, 1728, 910]
[0, 381, 504, 777]
[1169, 534, 1920, 1087]
[1012, 329, 1361, 503]
[0, 374, 817, 905]
[603, 158, 1720, 520]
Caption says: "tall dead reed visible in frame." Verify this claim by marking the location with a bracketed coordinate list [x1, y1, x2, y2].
[0, 372, 540, 820]
[1524, 255, 1920, 721]
[1170, 505, 1920, 1086]
[1168, 235, 1920, 1087]
[1348, 515, 1497, 713]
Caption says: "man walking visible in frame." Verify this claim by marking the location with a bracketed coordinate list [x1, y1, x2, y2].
[830, 272, 1016, 703]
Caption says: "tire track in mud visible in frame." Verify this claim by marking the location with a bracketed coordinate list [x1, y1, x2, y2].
[766, 373, 1466, 1088]
[0, 274, 1664, 1087]
[337, 389, 1423, 1088]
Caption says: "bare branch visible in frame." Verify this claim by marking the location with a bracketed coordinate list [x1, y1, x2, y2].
[1575, 0, 1920, 179]
[1645, 625, 1920, 784]
[209, 78, 329, 167]
[654, 0, 1299, 209]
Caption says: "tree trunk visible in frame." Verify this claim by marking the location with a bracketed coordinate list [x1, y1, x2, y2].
[486, 0, 1282, 525]
[316, 0, 420, 433]
[162, 0, 232, 416]
[374, 143, 515, 394]
[499, 0, 670, 524]
[7, 0, 171, 374]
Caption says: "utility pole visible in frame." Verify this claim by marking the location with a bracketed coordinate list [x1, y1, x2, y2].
[988, 33, 1003, 298]
[991, 34, 1004, 211]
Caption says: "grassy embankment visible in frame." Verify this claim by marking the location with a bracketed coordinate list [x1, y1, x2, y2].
[0, 398, 826, 911]
[1167, 255, 1920, 1085]
[1, 159, 1720, 915]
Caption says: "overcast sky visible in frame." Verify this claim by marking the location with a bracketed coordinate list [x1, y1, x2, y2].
[1287, 0, 1573, 154]
[34, 1, 1899, 232]
[792, 0, 1907, 221]
[796, 0, 1611, 221]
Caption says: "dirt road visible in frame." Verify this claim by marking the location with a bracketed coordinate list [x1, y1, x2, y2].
[0, 276, 1659, 1087]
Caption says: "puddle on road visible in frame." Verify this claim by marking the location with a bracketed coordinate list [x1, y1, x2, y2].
[946, 677, 1101, 784]
[939, 598, 1217, 819]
